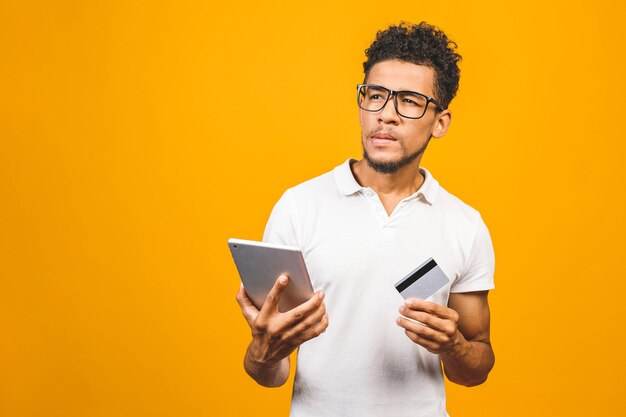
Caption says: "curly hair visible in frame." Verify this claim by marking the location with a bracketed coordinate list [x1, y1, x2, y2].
[363, 21, 462, 110]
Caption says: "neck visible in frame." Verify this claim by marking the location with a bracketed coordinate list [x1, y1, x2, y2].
[351, 157, 425, 198]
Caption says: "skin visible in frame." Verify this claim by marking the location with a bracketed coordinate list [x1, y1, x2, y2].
[236, 275, 328, 387]
[355, 59, 494, 386]
[397, 292, 494, 386]
[236, 59, 494, 388]
[353, 60, 451, 214]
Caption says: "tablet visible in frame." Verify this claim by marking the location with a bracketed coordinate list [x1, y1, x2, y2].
[228, 238, 314, 313]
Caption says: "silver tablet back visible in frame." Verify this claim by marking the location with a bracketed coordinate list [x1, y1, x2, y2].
[228, 238, 314, 312]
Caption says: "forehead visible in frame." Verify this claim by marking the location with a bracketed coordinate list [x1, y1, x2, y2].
[366, 60, 435, 95]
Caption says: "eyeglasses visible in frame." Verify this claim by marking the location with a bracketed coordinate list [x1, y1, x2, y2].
[356, 84, 444, 119]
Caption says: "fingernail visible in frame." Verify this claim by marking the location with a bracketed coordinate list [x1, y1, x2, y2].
[318, 291, 325, 299]
[279, 275, 288, 284]
[396, 317, 402, 325]
[399, 305, 405, 313]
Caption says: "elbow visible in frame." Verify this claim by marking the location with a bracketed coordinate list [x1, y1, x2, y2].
[444, 358, 494, 387]
[457, 375, 488, 387]
[445, 370, 489, 387]
[455, 359, 495, 387]
[253, 377, 287, 388]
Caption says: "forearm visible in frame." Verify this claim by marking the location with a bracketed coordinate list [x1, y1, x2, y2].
[440, 337, 494, 387]
[243, 347, 290, 387]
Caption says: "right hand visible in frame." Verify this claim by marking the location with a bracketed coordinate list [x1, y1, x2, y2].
[236, 275, 328, 369]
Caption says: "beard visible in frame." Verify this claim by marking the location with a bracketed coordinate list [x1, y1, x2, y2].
[363, 137, 430, 174]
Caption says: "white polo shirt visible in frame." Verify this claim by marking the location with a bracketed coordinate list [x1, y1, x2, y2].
[263, 159, 495, 417]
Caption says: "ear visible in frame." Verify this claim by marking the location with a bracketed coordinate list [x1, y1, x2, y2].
[431, 109, 452, 139]
[358, 108, 364, 126]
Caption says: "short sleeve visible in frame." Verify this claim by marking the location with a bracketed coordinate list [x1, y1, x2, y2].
[450, 214, 496, 293]
[262, 189, 300, 247]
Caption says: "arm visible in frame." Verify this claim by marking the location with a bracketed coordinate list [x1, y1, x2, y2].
[396, 290, 494, 387]
[236, 275, 328, 387]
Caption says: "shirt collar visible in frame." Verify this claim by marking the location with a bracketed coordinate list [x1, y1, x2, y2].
[333, 158, 439, 205]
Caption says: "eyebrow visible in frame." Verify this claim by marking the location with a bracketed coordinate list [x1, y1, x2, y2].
[366, 85, 388, 90]
[368, 84, 428, 95]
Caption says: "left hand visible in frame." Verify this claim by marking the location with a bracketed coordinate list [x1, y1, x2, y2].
[396, 298, 466, 355]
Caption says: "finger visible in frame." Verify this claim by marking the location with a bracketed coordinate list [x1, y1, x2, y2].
[396, 316, 449, 344]
[398, 305, 450, 333]
[285, 290, 326, 325]
[404, 298, 459, 321]
[303, 313, 329, 339]
[293, 313, 329, 345]
[236, 284, 259, 324]
[404, 329, 440, 353]
[263, 294, 326, 337]
[258, 275, 290, 316]
[283, 302, 327, 339]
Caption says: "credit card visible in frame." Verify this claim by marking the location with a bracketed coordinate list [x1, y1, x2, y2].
[394, 257, 450, 300]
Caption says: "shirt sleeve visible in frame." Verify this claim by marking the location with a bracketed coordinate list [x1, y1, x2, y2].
[450, 214, 496, 293]
[262, 189, 300, 247]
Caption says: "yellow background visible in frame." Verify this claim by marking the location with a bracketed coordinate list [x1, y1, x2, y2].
[1, 0, 625, 416]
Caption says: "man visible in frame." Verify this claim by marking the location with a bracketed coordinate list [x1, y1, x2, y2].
[236, 21, 495, 417]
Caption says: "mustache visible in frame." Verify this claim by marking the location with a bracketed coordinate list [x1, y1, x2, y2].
[364, 128, 401, 139]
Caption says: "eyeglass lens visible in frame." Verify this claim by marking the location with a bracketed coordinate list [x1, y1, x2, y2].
[358, 85, 429, 119]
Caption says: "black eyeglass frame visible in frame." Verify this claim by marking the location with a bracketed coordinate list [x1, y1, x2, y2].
[356, 83, 445, 119]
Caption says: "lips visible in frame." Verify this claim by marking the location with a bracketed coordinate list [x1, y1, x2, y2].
[370, 132, 397, 146]
[372, 132, 396, 140]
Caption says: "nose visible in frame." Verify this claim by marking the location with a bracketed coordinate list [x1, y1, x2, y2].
[378, 94, 400, 125]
